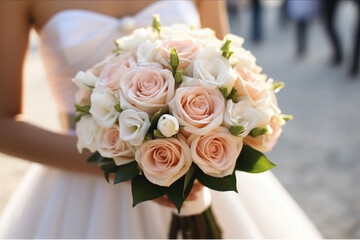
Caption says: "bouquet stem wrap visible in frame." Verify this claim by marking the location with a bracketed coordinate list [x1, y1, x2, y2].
[168, 187, 222, 239]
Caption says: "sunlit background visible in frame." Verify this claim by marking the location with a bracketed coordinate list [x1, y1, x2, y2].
[0, 1, 359, 238]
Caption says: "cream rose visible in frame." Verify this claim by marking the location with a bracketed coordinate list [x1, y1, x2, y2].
[119, 65, 175, 115]
[90, 87, 120, 128]
[234, 69, 268, 105]
[76, 115, 99, 153]
[96, 52, 137, 90]
[223, 99, 258, 137]
[96, 125, 135, 166]
[188, 127, 243, 177]
[157, 39, 199, 70]
[192, 57, 237, 91]
[119, 109, 151, 146]
[72, 70, 98, 90]
[157, 114, 179, 137]
[244, 114, 285, 153]
[168, 86, 224, 135]
[135, 136, 191, 186]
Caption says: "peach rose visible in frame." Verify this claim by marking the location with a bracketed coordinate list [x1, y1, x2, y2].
[234, 66, 268, 104]
[119, 65, 175, 115]
[158, 39, 199, 70]
[244, 114, 285, 152]
[135, 136, 191, 187]
[188, 127, 243, 177]
[96, 52, 137, 90]
[96, 125, 135, 166]
[168, 86, 224, 135]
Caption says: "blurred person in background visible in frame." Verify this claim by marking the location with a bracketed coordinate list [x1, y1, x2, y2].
[286, 0, 321, 59]
[322, 0, 360, 76]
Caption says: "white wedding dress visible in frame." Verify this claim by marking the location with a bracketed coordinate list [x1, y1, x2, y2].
[0, 1, 322, 238]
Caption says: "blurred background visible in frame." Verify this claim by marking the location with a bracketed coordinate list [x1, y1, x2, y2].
[0, 0, 359, 238]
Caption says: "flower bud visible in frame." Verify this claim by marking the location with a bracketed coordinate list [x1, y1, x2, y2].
[157, 114, 179, 137]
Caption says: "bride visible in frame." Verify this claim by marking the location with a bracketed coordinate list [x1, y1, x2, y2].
[0, 0, 322, 238]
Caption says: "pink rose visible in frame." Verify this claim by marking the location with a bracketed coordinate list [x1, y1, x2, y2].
[158, 39, 199, 70]
[244, 114, 285, 152]
[234, 66, 268, 103]
[135, 136, 191, 187]
[96, 125, 135, 166]
[188, 127, 243, 177]
[96, 52, 137, 90]
[119, 65, 175, 115]
[168, 86, 224, 135]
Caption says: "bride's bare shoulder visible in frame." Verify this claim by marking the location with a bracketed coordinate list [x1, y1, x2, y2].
[29, 1, 157, 32]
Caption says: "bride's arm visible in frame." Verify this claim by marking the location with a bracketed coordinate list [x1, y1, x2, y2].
[0, 2, 102, 176]
[195, 0, 230, 38]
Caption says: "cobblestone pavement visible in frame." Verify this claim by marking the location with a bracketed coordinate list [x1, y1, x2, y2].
[0, 2, 359, 238]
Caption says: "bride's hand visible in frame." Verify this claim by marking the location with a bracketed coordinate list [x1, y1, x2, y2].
[153, 181, 204, 208]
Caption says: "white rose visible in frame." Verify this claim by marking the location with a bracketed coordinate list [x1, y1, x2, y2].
[119, 109, 151, 146]
[72, 71, 98, 90]
[224, 100, 258, 137]
[157, 114, 179, 137]
[137, 40, 159, 63]
[76, 115, 99, 153]
[192, 56, 237, 91]
[90, 87, 120, 128]
[115, 28, 153, 51]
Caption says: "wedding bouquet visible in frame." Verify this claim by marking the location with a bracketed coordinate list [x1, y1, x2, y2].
[73, 15, 291, 238]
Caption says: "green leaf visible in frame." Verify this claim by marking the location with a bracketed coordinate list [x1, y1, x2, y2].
[219, 87, 228, 98]
[273, 81, 285, 93]
[235, 145, 276, 173]
[114, 103, 122, 113]
[73, 114, 86, 123]
[226, 88, 237, 102]
[174, 70, 183, 85]
[152, 14, 161, 35]
[100, 161, 119, 183]
[112, 39, 121, 55]
[196, 169, 237, 192]
[183, 164, 197, 198]
[114, 161, 140, 184]
[87, 151, 102, 163]
[166, 177, 186, 213]
[230, 125, 245, 136]
[132, 175, 166, 207]
[150, 109, 162, 130]
[153, 129, 165, 138]
[75, 104, 91, 114]
[221, 39, 234, 60]
[281, 114, 293, 122]
[249, 127, 268, 137]
[170, 48, 179, 73]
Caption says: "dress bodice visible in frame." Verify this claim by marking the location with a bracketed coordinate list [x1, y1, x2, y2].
[39, 0, 200, 114]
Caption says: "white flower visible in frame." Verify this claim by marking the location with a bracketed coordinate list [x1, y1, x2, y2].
[137, 40, 160, 63]
[90, 87, 120, 128]
[192, 56, 237, 91]
[72, 71, 98, 90]
[115, 28, 153, 51]
[119, 109, 151, 146]
[76, 115, 99, 153]
[157, 114, 179, 137]
[224, 100, 258, 137]
[223, 33, 245, 49]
